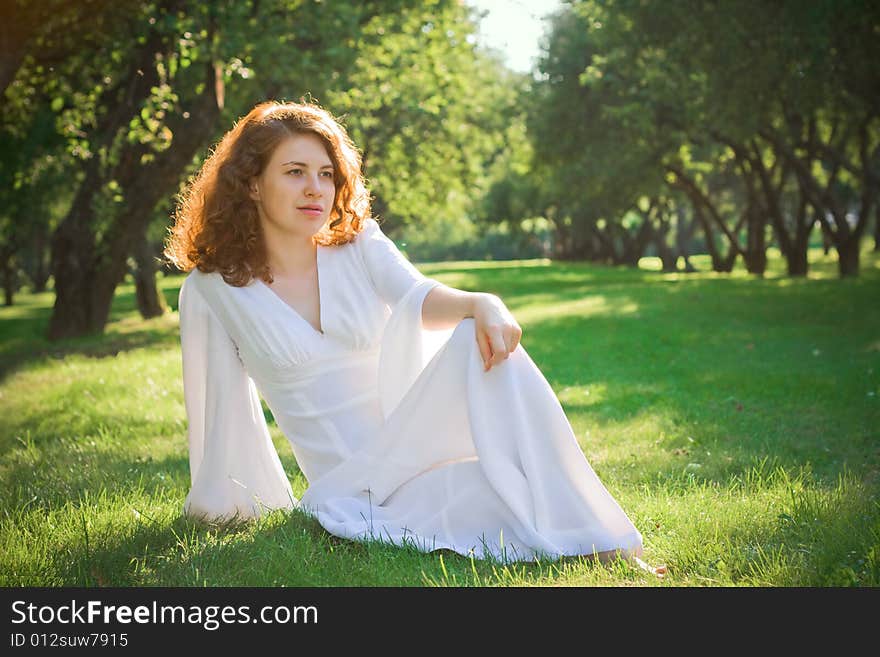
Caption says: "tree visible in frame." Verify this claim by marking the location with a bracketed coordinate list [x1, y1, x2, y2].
[327, 0, 519, 248]
[7, 0, 425, 338]
[530, 0, 880, 276]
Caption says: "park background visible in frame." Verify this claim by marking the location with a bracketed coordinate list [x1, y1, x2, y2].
[1, 0, 878, 586]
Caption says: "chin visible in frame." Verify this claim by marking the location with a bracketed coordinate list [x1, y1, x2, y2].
[304, 218, 330, 236]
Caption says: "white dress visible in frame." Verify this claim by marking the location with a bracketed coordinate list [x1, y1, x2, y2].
[179, 218, 643, 562]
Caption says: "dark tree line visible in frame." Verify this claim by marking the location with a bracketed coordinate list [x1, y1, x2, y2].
[519, 0, 879, 277]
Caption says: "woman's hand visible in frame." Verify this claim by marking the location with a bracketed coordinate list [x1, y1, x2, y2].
[471, 293, 522, 372]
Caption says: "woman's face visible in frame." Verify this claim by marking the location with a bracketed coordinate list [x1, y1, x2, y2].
[250, 132, 336, 239]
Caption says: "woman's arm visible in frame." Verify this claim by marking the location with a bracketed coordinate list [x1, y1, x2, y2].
[178, 275, 295, 520]
[355, 220, 522, 371]
[422, 284, 522, 372]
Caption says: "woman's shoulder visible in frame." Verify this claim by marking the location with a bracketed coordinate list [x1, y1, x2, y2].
[341, 217, 381, 256]
[361, 217, 381, 232]
[350, 217, 391, 250]
[183, 267, 258, 291]
[355, 217, 384, 239]
[181, 267, 220, 295]
[180, 268, 246, 312]
[179, 269, 210, 310]
[178, 268, 262, 336]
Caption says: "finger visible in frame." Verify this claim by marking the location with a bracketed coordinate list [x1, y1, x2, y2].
[505, 325, 522, 354]
[504, 326, 517, 354]
[487, 328, 509, 367]
[476, 329, 492, 370]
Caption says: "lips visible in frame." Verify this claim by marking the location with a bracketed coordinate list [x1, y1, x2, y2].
[297, 204, 324, 217]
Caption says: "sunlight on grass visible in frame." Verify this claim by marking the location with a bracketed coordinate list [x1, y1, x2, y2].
[513, 294, 640, 324]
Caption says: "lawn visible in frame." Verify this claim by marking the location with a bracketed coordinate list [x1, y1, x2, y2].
[1, 245, 878, 586]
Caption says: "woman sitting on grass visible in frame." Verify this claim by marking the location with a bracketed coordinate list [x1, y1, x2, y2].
[163, 100, 666, 578]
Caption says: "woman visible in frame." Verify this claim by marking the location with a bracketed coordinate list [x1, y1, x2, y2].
[164, 101, 665, 577]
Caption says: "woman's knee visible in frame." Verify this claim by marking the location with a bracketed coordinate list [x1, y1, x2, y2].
[439, 318, 482, 367]
[448, 317, 476, 347]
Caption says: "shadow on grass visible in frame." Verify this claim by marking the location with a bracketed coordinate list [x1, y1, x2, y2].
[45, 495, 641, 586]
[0, 282, 183, 385]
[46, 505, 388, 586]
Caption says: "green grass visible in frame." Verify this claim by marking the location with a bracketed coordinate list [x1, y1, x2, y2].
[1, 245, 878, 586]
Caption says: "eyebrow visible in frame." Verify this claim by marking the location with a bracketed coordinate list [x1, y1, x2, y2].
[280, 161, 334, 169]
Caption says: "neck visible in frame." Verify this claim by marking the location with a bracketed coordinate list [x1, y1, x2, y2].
[262, 224, 319, 278]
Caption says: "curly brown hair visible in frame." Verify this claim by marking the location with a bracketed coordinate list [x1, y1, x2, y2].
[163, 100, 370, 286]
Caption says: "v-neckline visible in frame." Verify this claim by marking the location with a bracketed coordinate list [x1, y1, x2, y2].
[257, 245, 326, 338]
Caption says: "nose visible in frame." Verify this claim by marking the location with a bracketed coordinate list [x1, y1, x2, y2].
[304, 172, 323, 197]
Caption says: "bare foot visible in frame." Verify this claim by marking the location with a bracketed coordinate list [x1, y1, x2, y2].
[634, 556, 667, 579]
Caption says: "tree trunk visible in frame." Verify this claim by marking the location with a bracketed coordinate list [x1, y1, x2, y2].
[48, 56, 220, 339]
[634, 218, 654, 266]
[1, 212, 22, 304]
[613, 218, 652, 267]
[693, 202, 733, 272]
[654, 221, 678, 272]
[668, 167, 742, 272]
[31, 227, 51, 292]
[746, 137, 817, 277]
[552, 219, 573, 259]
[837, 238, 860, 277]
[672, 204, 698, 272]
[643, 198, 679, 271]
[743, 204, 767, 276]
[787, 193, 814, 277]
[759, 121, 874, 278]
[48, 159, 106, 338]
[820, 219, 833, 255]
[131, 233, 167, 319]
[787, 199, 812, 277]
[2, 254, 15, 307]
[817, 206, 863, 278]
[619, 241, 641, 266]
[583, 223, 611, 263]
[731, 144, 767, 276]
[658, 249, 678, 272]
[789, 234, 808, 276]
[669, 166, 744, 258]
[90, 88, 220, 333]
[717, 251, 737, 272]
[873, 205, 879, 252]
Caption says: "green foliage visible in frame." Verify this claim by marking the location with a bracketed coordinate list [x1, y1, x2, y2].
[529, 0, 880, 267]
[326, 1, 520, 233]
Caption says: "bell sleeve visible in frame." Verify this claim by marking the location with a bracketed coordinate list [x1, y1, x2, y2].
[356, 219, 456, 419]
[356, 218, 432, 307]
[178, 275, 297, 521]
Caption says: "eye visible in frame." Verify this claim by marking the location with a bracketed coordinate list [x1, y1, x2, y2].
[286, 168, 303, 176]
[320, 171, 334, 178]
